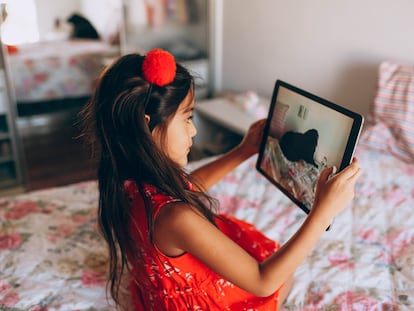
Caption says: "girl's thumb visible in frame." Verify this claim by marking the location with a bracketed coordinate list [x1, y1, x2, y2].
[319, 166, 336, 183]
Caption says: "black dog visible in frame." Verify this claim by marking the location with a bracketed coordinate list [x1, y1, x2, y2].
[279, 129, 319, 167]
[67, 13, 100, 40]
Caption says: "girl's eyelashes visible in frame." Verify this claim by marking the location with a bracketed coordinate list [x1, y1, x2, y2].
[186, 115, 193, 123]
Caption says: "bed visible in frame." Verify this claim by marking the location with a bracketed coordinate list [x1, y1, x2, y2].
[1, 61, 414, 310]
[7, 39, 119, 104]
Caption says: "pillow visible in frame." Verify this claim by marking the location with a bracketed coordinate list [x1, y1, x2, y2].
[359, 122, 414, 163]
[360, 61, 414, 163]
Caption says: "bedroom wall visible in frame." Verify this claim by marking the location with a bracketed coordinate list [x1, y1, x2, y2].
[218, 0, 414, 117]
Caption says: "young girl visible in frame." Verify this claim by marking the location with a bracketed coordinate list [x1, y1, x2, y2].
[80, 48, 362, 310]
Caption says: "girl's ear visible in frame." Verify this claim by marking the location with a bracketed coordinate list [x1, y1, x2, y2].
[144, 114, 150, 124]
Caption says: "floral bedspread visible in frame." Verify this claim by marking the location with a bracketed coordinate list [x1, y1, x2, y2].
[1, 144, 413, 310]
[9, 39, 119, 103]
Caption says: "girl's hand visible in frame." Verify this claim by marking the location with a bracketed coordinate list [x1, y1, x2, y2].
[238, 119, 267, 157]
[190, 119, 266, 189]
[311, 158, 362, 227]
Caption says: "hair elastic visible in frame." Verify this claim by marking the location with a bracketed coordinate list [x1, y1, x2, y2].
[142, 48, 177, 111]
[142, 48, 176, 86]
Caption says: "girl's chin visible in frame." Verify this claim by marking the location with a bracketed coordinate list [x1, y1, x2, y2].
[175, 157, 188, 167]
[181, 158, 189, 167]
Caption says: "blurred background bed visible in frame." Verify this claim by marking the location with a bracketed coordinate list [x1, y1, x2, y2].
[10, 39, 119, 111]
[0, 0, 210, 192]
[0, 0, 124, 192]
[4, 0, 122, 115]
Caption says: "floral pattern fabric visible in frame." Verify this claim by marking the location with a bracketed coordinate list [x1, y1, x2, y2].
[0, 141, 414, 310]
[9, 40, 119, 102]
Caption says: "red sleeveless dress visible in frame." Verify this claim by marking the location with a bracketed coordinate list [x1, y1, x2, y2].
[123, 180, 282, 311]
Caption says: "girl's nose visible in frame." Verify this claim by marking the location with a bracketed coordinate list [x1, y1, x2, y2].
[190, 122, 197, 137]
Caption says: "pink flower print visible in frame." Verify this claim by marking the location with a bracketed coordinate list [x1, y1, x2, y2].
[0, 281, 19, 307]
[25, 59, 34, 69]
[81, 269, 106, 287]
[48, 223, 77, 242]
[301, 283, 330, 309]
[4, 201, 41, 220]
[47, 234, 58, 243]
[57, 223, 76, 237]
[221, 173, 241, 185]
[71, 211, 92, 225]
[405, 165, 414, 177]
[327, 253, 355, 270]
[382, 186, 406, 207]
[69, 57, 78, 66]
[377, 251, 394, 264]
[0, 280, 12, 295]
[46, 57, 60, 68]
[0, 233, 22, 251]
[358, 229, 379, 243]
[333, 291, 379, 310]
[356, 181, 377, 197]
[380, 302, 400, 311]
[33, 73, 48, 84]
[305, 291, 324, 306]
[383, 229, 414, 259]
[46, 90, 58, 98]
[0, 292, 19, 307]
[216, 194, 254, 214]
[41, 204, 54, 214]
[29, 306, 48, 311]
[91, 221, 99, 231]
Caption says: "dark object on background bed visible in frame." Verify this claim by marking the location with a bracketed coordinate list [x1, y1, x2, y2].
[67, 13, 100, 39]
[279, 129, 319, 167]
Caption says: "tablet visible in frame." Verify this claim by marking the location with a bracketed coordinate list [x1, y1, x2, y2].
[256, 80, 364, 214]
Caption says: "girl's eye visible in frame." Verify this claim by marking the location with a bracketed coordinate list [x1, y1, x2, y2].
[186, 115, 193, 123]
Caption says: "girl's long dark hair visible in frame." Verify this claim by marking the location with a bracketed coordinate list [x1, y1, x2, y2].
[79, 53, 217, 306]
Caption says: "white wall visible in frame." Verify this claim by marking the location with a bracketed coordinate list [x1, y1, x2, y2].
[219, 0, 414, 116]
[80, 0, 122, 41]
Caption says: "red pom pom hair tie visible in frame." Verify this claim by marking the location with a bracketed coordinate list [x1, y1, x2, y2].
[142, 48, 177, 86]
[142, 48, 177, 110]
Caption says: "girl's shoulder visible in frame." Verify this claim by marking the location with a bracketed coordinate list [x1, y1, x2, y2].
[123, 179, 182, 212]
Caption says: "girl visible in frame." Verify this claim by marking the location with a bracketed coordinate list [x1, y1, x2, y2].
[80, 48, 362, 310]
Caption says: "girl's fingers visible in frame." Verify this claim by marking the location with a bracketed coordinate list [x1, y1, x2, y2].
[336, 158, 361, 181]
[318, 166, 335, 183]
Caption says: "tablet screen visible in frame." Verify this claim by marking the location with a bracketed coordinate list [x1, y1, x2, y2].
[256, 80, 364, 213]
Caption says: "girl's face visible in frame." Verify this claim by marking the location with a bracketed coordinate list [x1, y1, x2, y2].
[152, 90, 197, 167]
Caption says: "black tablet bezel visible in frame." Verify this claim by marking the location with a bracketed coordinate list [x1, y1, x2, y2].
[256, 80, 364, 214]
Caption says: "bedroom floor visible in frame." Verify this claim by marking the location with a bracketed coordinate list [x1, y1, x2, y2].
[17, 102, 98, 192]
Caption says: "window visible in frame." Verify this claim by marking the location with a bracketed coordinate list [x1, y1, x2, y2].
[1, 0, 39, 45]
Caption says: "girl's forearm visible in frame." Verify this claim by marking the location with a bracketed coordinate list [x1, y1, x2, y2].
[190, 145, 253, 190]
[257, 211, 331, 296]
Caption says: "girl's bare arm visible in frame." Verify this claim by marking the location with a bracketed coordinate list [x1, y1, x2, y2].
[190, 119, 265, 190]
[155, 158, 362, 296]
